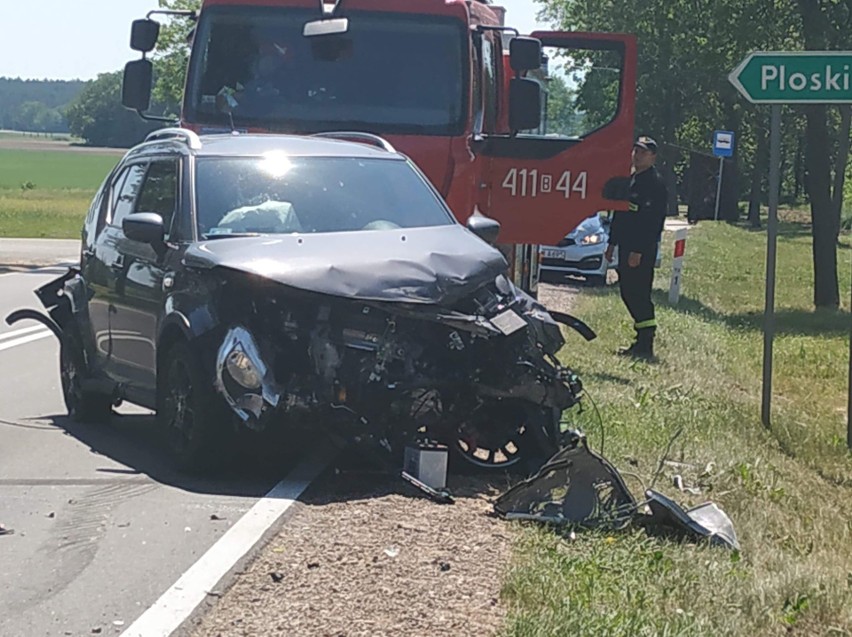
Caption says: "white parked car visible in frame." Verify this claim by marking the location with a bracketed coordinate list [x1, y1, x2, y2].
[538, 213, 615, 285]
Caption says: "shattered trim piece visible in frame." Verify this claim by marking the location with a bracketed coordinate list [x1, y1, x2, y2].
[494, 432, 637, 530]
[644, 489, 740, 551]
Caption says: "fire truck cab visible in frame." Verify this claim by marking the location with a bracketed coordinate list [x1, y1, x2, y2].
[123, 0, 637, 294]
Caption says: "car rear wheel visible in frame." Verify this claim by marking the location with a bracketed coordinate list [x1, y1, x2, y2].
[59, 329, 112, 424]
[158, 341, 231, 473]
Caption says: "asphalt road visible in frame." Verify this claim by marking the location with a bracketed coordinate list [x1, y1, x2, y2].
[0, 265, 288, 637]
[0, 239, 80, 272]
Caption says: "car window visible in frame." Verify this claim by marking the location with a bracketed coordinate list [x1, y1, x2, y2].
[135, 159, 179, 239]
[110, 164, 147, 229]
[83, 172, 112, 248]
[194, 155, 455, 237]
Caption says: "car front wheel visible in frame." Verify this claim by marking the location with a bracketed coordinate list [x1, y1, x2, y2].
[158, 341, 231, 473]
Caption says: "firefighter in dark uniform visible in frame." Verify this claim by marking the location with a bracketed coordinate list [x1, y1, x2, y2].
[605, 136, 668, 359]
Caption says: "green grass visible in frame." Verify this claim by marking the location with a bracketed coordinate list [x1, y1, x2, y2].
[0, 148, 119, 238]
[502, 219, 852, 636]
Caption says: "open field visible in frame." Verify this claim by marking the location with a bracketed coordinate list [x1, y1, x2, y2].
[502, 219, 852, 636]
[0, 147, 119, 238]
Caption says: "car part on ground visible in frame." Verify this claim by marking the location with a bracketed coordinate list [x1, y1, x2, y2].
[493, 430, 740, 551]
[493, 430, 636, 529]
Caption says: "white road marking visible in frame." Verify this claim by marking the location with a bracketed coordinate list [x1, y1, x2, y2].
[0, 330, 52, 352]
[0, 325, 49, 341]
[0, 263, 75, 278]
[120, 452, 330, 637]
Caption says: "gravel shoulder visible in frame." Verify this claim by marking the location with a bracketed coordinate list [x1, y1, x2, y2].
[190, 473, 516, 637]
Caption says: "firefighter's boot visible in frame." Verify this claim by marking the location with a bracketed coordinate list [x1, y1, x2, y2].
[618, 329, 655, 360]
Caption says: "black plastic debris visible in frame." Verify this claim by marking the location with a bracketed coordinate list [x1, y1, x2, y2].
[494, 431, 636, 530]
[0, 524, 14, 537]
[401, 471, 455, 505]
[494, 431, 740, 551]
[642, 489, 740, 551]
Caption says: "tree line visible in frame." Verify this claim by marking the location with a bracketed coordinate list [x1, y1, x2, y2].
[0, 78, 86, 133]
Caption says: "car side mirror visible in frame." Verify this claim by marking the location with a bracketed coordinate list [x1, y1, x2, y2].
[124, 212, 165, 248]
[509, 78, 542, 131]
[467, 215, 501, 245]
[509, 37, 542, 72]
[122, 59, 153, 112]
[130, 18, 160, 53]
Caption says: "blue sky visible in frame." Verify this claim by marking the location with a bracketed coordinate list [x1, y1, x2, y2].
[0, 0, 550, 80]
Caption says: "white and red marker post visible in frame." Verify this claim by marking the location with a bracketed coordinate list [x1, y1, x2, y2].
[668, 228, 687, 304]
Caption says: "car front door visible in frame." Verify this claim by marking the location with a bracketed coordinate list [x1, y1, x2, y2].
[110, 156, 184, 402]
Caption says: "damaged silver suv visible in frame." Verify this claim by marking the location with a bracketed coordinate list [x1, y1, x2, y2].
[8, 129, 593, 473]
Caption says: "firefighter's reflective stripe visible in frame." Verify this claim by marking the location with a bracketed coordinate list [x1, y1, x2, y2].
[635, 319, 657, 330]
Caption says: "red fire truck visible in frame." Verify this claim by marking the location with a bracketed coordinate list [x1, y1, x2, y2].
[122, 0, 637, 294]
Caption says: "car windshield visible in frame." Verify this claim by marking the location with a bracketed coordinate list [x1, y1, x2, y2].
[185, 7, 467, 135]
[195, 155, 455, 237]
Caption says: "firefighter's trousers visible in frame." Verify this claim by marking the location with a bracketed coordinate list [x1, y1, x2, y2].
[617, 251, 657, 336]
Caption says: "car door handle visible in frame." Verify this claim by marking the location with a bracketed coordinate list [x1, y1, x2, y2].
[110, 254, 125, 271]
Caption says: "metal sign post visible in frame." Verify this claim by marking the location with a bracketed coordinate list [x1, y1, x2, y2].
[729, 51, 852, 431]
[712, 131, 735, 222]
[762, 105, 781, 428]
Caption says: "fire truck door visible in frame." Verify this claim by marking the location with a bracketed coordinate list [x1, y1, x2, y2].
[481, 33, 637, 247]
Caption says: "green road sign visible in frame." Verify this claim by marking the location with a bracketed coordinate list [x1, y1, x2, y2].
[729, 51, 852, 103]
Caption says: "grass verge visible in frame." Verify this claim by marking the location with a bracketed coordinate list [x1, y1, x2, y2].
[0, 148, 119, 238]
[502, 218, 852, 636]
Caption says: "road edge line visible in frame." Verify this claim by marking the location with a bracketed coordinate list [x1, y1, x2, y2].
[0, 330, 52, 352]
[120, 452, 330, 637]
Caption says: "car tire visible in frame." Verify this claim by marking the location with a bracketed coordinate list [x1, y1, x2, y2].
[449, 402, 559, 474]
[59, 329, 113, 424]
[158, 341, 231, 474]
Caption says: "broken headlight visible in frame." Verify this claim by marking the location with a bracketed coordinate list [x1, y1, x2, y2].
[226, 349, 262, 389]
[216, 326, 280, 424]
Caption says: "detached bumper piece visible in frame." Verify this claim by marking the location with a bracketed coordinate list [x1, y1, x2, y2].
[494, 431, 740, 551]
[494, 431, 636, 530]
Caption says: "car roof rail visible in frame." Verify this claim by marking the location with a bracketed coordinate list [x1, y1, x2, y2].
[310, 131, 396, 153]
[144, 127, 203, 150]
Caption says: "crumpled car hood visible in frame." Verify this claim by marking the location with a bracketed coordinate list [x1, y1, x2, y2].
[183, 225, 508, 304]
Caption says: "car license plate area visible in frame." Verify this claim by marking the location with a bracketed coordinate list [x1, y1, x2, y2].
[541, 248, 564, 260]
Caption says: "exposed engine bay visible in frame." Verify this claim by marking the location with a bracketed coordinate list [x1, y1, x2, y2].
[207, 271, 589, 467]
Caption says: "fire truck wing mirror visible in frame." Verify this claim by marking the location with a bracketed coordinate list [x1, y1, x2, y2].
[130, 19, 160, 53]
[122, 59, 153, 112]
[602, 176, 631, 201]
[303, 17, 349, 37]
[466, 215, 501, 245]
[510, 37, 542, 72]
[509, 78, 542, 131]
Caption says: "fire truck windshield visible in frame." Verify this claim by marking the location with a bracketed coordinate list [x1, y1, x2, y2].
[185, 7, 467, 135]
